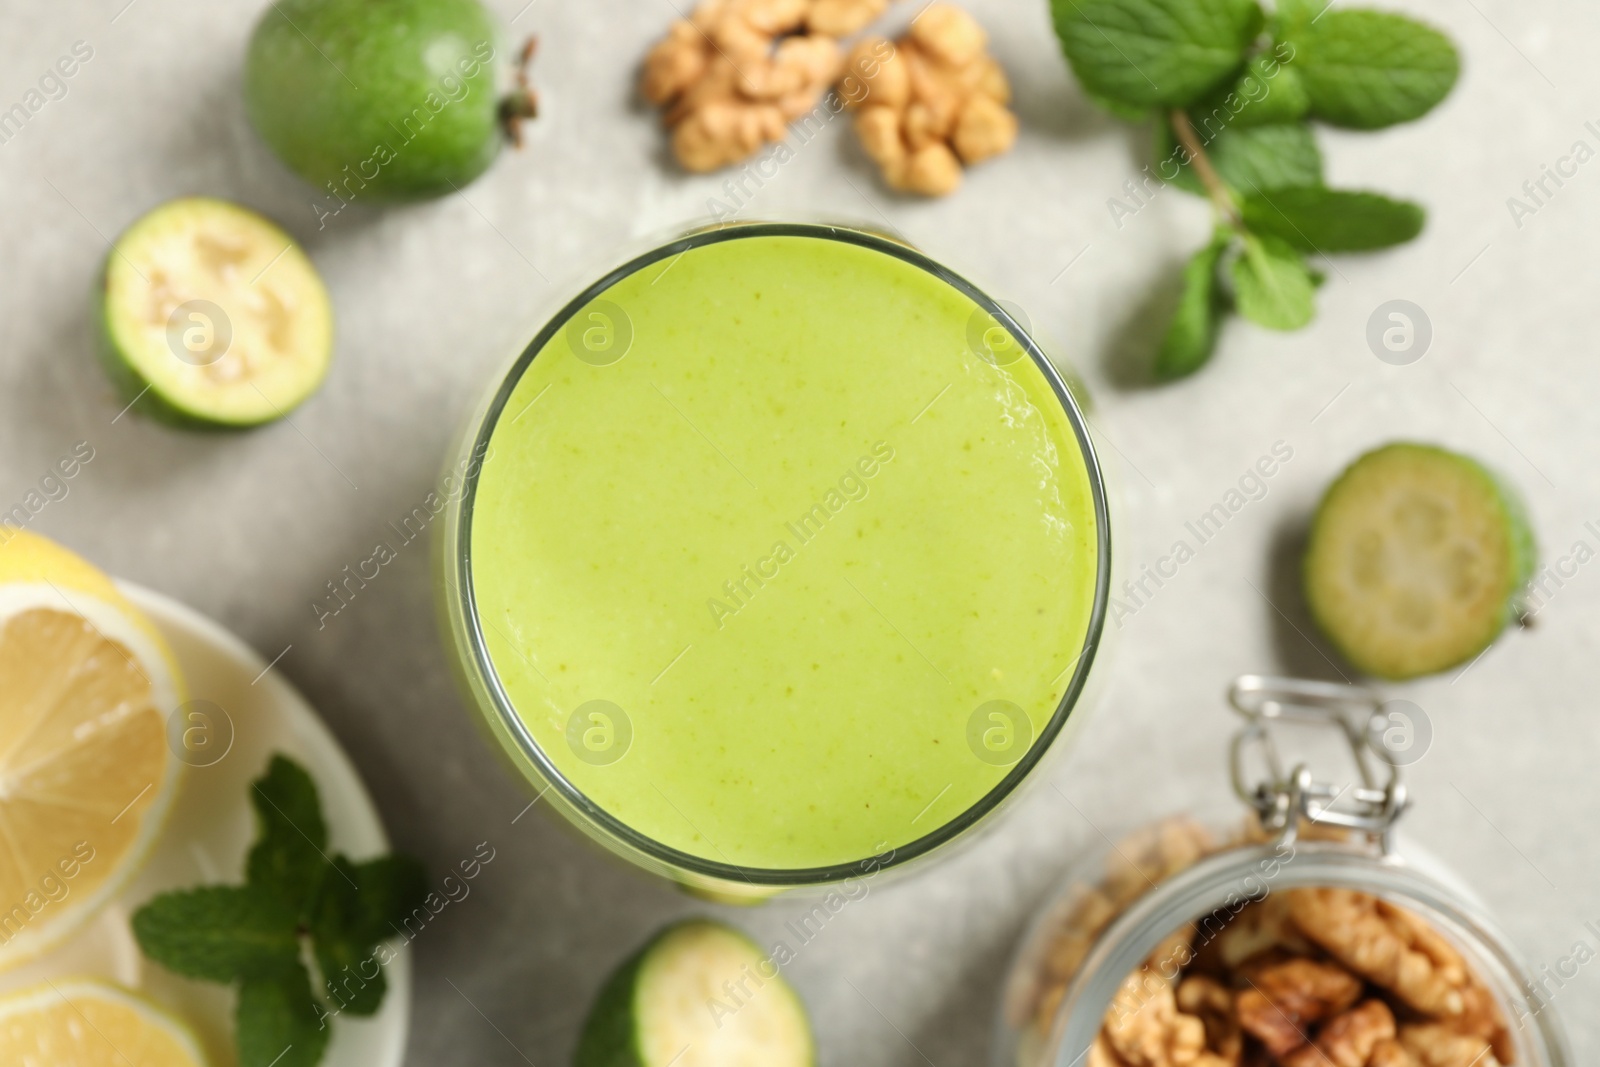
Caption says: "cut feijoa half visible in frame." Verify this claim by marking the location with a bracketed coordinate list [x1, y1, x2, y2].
[98, 197, 333, 428]
[575, 919, 814, 1067]
[1304, 442, 1535, 680]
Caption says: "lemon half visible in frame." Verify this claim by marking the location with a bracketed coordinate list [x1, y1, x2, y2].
[0, 529, 183, 970]
[0, 978, 206, 1066]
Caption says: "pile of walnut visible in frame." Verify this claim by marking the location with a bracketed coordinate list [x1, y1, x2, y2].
[1009, 819, 1516, 1067]
[640, 0, 1016, 194]
[843, 5, 1017, 195]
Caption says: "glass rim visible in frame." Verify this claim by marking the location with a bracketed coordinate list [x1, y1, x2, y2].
[448, 220, 1114, 887]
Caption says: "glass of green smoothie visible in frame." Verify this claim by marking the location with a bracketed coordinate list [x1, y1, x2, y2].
[436, 222, 1111, 898]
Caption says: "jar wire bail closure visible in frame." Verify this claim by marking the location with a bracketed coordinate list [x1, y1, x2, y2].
[1228, 674, 1410, 854]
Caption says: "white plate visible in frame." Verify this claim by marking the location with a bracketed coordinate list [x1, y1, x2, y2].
[0, 583, 411, 1067]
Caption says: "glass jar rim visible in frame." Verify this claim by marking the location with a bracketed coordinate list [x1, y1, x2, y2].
[1032, 837, 1571, 1067]
[444, 220, 1114, 887]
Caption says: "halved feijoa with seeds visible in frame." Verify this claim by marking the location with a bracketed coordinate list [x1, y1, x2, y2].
[1304, 442, 1535, 679]
[98, 197, 332, 428]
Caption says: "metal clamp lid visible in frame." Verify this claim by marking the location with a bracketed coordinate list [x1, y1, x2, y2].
[1228, 675, 1410, 854]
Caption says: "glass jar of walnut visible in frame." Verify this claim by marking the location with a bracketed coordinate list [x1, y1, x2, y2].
[996, 677, 1571, 1067]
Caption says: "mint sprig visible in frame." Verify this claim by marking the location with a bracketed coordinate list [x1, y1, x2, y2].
[132, 755, 427, 1067]
[1051, 0, 1459, 378]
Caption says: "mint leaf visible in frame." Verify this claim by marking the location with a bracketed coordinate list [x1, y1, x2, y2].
[307, 854, 427, 1016]
[1088, 91, 1153, 122]
[132, 885, 299, 982]
[1158, 121, 1322, 196]
[1052, 0, 1264, 108]
[237, 962, 332, 1067]
[1169, 50, 1307, 160]
[1232, 233, 1316, 330]
[310, 854, 428, 949]
[1287, 10, 1460, 129]
[344, 855, 430, 946]
[1273, 0, 1330, 36]
[1241, 187, 1425, 251]
[1225, 52, 1310, 126]
[1156, 232, 1232, 380]
[316, 939, 388, 1017]
[248, 754, 329, 917]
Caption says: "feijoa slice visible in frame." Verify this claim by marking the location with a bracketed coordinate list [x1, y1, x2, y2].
[1304, 442, 1535, 679]
[98, 198, 333, 428]
[575, 920, 815, 1067]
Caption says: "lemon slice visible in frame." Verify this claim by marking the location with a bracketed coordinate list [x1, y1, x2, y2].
[0, 978, 207, 1066]
[0, 529, 183, 970]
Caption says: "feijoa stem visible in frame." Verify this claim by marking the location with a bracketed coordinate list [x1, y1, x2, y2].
[500, 36, 540, 147]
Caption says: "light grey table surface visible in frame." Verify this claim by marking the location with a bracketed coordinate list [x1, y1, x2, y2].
[2, 0, 1595, 1063]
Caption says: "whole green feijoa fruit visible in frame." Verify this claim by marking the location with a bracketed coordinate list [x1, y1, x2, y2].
[244, 0, 538, 206]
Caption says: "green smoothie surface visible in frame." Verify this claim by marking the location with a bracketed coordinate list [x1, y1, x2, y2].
[468, 231, 1101, 872]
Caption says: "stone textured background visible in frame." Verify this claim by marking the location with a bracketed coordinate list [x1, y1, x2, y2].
[1, 0, 1594, 1063]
